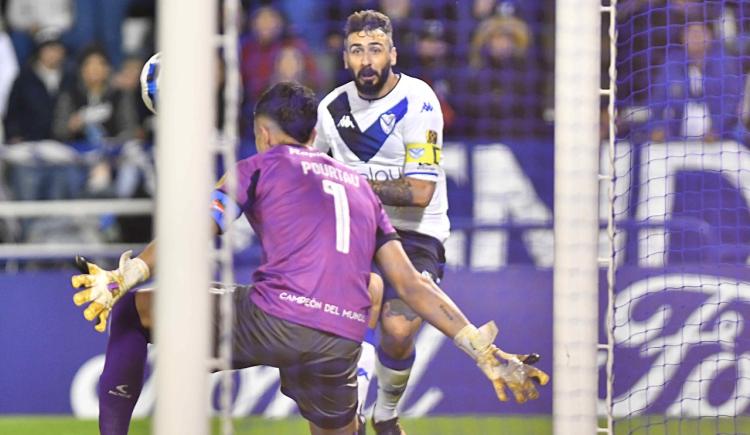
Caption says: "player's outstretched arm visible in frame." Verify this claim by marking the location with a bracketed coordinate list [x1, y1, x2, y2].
[374, 240, 549, 403]
[70, 222, 221, 332]
[368, 177, 436, 207]
[374, 239, 469, 337]
[367, 273, 384, 329]
[135, 240, 157, 273]
[71, 247, 152, 332]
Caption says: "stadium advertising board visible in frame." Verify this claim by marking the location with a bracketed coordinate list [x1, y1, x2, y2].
[2, 140, 748, 417]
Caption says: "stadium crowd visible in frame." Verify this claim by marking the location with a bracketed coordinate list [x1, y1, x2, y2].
[1, 0, 750, 248]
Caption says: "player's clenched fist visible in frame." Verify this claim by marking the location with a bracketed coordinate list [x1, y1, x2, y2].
[453, 321, 549, 403]
[71, 251, 150, 332]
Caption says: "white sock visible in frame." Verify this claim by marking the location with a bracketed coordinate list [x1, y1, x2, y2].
[357, 341, 376, 417]
[372, 354, 412, 423]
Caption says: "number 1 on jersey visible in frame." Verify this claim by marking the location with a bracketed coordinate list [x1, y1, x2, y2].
[322, 180, 351, 254]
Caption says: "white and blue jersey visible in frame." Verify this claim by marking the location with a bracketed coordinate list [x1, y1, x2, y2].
[313, 73, 450, 242]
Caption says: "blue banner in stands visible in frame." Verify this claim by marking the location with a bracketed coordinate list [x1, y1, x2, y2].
[2, 139, 750, 417]
[2, 265, 749, 416]
[0, 267, 554, 416]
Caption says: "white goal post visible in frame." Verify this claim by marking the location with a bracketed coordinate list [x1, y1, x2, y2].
[553, 0, 602, 434]
[153, 0, 216, 434]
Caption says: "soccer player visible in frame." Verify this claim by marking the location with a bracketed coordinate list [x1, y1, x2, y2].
[71, 82, 547, 435]
[312, 10, 449, 434]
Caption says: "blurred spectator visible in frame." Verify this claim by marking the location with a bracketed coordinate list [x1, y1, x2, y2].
[271, 45, 316, 89]
[615, 0, 732, 107]
[380, 0, 458, 72]
[408, 19, 456, 128]
[473, 0, 523, 21]
[65, 0, 129, 68]
[215, 53, 226, 134]
[0, 18, 19, 144]
[615, 0, 686, 139]
[279, 0, 326, 51]
[740, 72, 750, 132]
[111, 55, 154, 195]
[5, 0, 73, 65]
[457, 15, 542, 139]
[239, 5, 318, 137]
[415, 21, 451, 69]
[53, 46, 140, 196]
[0, 15, 20, 243]
[2, 31, 80, 201]
[111, 54, 154, 242]
[379, 0, 418, 70]
[712, 1, 750, 71]
[122, 0, 156, 61]
[112, 56, 150, 140]
[649, 22, 743, 142]
[4, 31, 68, 144]
[380, 0, 410, 21]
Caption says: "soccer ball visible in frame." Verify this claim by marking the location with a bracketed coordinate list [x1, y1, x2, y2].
[140, 52, 161, 114]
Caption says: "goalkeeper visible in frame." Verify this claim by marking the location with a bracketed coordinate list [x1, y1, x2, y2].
[72, 79, 548, 435]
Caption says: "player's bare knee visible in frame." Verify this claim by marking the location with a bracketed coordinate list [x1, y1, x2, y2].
[382, 319, 415, 342]
[380, 317, 419, 357]
[381, 331, 415, 358]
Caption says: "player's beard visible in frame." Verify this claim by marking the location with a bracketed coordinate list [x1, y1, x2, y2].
[354, 64, 391, 97]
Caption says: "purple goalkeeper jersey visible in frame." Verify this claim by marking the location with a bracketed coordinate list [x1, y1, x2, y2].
[212, 145, 397, 341]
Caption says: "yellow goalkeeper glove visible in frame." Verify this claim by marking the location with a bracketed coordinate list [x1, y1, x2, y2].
[454, 321, 549, 403]
[71, 251, 150, 332]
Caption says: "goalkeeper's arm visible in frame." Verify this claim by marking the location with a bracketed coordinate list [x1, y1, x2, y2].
[71, 222, 221, 332]
[374, 240, 468, 338]
[136, 240, 157, 273]
[374, 239, 549, 403]
[72, 246, 153, 332]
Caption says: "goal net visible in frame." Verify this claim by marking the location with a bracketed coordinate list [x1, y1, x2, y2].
[610, 1, 750, 433]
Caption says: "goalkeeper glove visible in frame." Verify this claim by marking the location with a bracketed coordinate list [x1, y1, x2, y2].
[454, 321, 549, 403]
[71, 251, 150, 332]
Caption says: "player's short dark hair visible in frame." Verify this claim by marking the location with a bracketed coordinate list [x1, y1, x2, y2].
[254, 81, 317, 144]
[344, 10, 393, 42]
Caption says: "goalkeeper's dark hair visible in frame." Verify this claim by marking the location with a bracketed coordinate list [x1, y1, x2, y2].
[344, 10, 393, 43]
[254, 81, 317, 144]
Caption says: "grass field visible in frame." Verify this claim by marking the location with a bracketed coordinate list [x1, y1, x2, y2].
[1, 416, 546, 435]
[2, 416, 749, 435]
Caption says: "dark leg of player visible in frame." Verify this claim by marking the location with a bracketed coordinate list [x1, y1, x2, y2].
[98, 291, 150, 435]
[372, 299, 422, 435]
[308, 418, 358, 435]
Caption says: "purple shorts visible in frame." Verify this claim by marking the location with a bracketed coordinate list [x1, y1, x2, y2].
[210, 284, 361, 430]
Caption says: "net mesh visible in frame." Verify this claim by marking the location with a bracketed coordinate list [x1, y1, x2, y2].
[10, 0, 750, 431]
[612, 1, 750, 433]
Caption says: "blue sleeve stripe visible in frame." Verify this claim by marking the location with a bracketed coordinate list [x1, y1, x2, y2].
[211, 190, 241, 233]
[212, 208, 227, 232]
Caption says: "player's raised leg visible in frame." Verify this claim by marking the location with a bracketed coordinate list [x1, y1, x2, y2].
[372, 235, 445, 434]
[356, 273, 384, 434]
[97, 290, 152, 435]
[372, 298, 421, 435]
[358, 337, 376, 433]
[308, 419, 358, 435]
